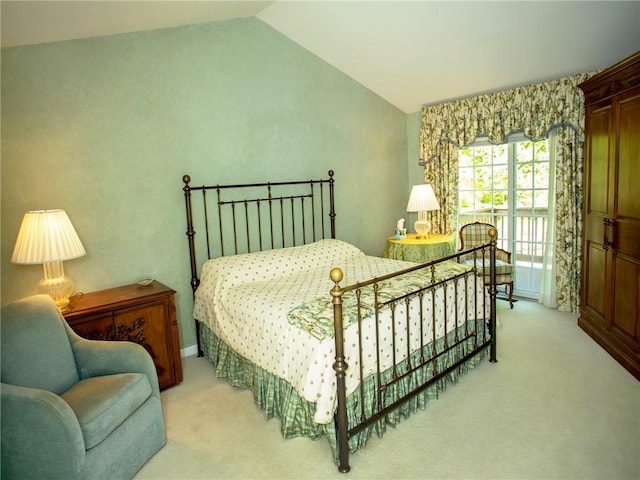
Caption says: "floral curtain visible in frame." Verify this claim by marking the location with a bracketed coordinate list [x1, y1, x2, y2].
[419, 72, 593, 312]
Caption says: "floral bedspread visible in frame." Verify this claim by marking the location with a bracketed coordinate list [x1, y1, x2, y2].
[287, 261, 473, 340]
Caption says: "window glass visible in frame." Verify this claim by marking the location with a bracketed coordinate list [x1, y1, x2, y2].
[458, 139, 550, 298]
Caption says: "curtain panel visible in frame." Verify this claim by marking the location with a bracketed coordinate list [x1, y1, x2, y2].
[419, 72, 593, 312]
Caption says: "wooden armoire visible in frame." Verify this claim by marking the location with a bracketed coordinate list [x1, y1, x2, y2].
[578, 51, 640, 380]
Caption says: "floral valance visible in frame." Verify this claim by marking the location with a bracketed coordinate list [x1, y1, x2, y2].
[419, 72, 593, 163]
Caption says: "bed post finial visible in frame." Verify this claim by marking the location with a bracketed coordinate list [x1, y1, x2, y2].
[330, 267, 342, 284]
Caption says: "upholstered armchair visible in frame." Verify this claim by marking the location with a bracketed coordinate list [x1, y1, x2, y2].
[459, 222, 514, 308]
[1, 295, 166, 479]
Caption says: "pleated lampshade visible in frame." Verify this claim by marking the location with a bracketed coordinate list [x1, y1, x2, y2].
[406, 184, 440, 213]
[11, 209, 86, 264]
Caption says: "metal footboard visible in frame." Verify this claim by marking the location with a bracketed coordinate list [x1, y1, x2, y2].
[331, 229, 498, 473]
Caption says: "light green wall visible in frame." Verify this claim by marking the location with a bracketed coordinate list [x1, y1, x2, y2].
[1, 18, 416, 351]
[405, 111, 424, 228]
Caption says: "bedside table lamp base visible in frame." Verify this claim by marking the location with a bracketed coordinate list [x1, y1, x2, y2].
[38, 260, 74, 311]
[414, 210, 432, 239]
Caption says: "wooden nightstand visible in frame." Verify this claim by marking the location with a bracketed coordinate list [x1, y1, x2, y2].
[63, 281, 183, 390]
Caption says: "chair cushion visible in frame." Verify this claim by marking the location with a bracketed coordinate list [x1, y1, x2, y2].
[61, 373, 152, 449]
[1, 295, 79, 394]
[461, 258, 514, 276]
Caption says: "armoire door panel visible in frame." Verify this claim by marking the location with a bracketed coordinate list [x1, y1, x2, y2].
[616, 220, 640, 259]
[616, 92, 640, 219]
[585, 106, 612, 216]
[585, 241, 607, 320]
[612, 254, 640, 345]
[585, 215, 606, 249]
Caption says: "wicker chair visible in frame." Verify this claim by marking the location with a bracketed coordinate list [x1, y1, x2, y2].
[459, 222, 514, 308]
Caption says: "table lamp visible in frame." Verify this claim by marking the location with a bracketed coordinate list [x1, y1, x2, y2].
[11, 209, 86, 310]
[406, 184, 440, 238]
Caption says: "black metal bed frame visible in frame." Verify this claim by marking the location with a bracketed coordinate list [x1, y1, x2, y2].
[183, 171, 336, 355]
[182, 170, 497, 473]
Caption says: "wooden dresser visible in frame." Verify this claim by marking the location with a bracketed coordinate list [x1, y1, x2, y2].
[63, 281, 183, 390]
[578, 51, 640, 380]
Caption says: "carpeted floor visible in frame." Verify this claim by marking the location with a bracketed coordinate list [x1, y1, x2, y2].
[135, 300, 639, 479]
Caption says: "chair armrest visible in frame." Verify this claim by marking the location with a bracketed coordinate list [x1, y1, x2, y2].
[496, 248, 512, 264]
[67, 331, 161, 398]
[1, 382, 85, 479]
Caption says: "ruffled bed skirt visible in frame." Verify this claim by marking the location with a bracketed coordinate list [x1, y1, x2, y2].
[199, 323, 488, 462]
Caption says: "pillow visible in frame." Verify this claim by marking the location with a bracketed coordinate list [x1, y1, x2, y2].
[195, 239, 364, 313]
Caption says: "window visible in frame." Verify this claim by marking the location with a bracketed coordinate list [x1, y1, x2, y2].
[458, 138, 551, 299]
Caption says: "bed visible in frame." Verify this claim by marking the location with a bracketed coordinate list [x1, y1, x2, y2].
[182, 171, 498, 473]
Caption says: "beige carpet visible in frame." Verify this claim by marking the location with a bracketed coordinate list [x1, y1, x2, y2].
[135, 300, 639, 479]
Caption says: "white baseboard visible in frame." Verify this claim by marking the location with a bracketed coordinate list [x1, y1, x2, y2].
[180, 344, 198, 358]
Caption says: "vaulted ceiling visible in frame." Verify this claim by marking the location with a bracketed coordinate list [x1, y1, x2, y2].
[2, 1, 639, 113]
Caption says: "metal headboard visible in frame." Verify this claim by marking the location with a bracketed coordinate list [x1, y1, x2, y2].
[183, 169, 336, 294]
